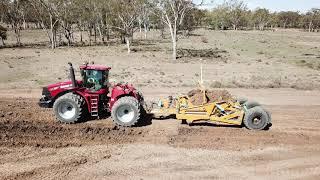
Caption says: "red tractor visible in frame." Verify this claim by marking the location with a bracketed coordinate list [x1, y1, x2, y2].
[39, 62, 145, 127]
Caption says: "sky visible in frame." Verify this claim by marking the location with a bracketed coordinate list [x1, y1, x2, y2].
[196, 0, 320, 13]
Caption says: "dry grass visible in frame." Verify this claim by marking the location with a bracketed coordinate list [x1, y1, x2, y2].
[0, 29, 320, 90]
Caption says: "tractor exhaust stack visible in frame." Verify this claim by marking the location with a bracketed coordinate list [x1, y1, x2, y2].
[68, 62, 77, 88]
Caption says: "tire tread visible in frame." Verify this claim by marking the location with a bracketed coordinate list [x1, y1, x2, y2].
[53, 93, 84, 123]
[111, 96, 140, 127]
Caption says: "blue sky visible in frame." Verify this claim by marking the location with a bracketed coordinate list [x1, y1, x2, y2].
[196, 0, 320, 12]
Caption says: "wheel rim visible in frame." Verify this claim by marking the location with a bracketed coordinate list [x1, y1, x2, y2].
[116, 105, 135, 123]
[58, 102, 76, 120]
[253, 117, 262, 125]
[251, 115, 265, 129]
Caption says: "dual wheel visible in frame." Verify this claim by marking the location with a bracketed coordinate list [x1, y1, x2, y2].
[53, 93, 141, 126]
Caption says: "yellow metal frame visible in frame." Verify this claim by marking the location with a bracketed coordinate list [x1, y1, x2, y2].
[152, 94, 245, 126]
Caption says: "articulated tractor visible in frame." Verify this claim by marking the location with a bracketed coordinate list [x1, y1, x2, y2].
[39, 62, 144, 127]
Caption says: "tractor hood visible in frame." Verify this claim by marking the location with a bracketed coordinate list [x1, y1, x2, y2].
[39, 80, 82, 108]
[47, 81, 74, 91]
[46, 80, 83, 97]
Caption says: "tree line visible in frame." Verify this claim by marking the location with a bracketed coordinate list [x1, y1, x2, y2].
[0, 0, 319, 60]
[205, 0, 320, 32]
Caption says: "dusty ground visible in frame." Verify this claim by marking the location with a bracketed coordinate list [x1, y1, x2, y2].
[0, 29, 320, 179]
[0, 89, 320, 179]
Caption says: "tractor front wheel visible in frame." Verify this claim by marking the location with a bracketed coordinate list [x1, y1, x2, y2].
[53, 93, 84, 123]
[111, 96, 140, 127]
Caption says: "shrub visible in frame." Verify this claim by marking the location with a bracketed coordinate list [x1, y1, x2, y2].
[0, 25, 7, 40]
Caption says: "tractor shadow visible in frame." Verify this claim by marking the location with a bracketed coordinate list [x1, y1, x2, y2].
[134, 113, 153, 127]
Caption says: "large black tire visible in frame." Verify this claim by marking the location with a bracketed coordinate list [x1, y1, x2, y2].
[244, 101, 261, 109]
[53, 93, 84, 123]
[243, 106, 269, 130]
[111, 96, 140, 127]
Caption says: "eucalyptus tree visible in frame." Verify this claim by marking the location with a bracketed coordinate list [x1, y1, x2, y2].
[2, 0, 29, 46]
[149, 0, 203, 60]
[252, 8, 270, 30]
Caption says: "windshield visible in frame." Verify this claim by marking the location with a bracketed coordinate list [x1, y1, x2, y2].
[81, 70, 108, 91]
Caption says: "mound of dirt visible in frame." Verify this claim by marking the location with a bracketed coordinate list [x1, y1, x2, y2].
[187, 89, 234, 105]
[0, 98, 147, 148]
[0, 120, 146, 148]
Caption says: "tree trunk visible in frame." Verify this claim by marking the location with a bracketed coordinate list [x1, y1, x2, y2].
[0, 37, 3, 46]
[94, 26, 97, 43]
[283, 22, 287, 29]
[169, 24, 177, 61]
[14, 26, 21, 46]
[309, 21, 312, 32]
[139, 19, 142, 39]
[125, 36, 131, 54]
[144, 22, 147, 39]
[64, 29, 71, 46]
[50, 14, 56, 49]
[172, 36, 177, 60]
[54, 29, 57, 47]
[58, 31, 62, 46]
[160, 27, 165, 39]
[233, 24, 236, 30]
[97, 24, 104, 43]
[22, 13, 26, 30]
[87, 29, 91, 46]
[106, 27, 110, 41]
[80, 27, 83, 43]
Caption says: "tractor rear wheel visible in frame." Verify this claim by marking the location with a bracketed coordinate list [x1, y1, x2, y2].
[111, 96, 140, 127]
[243, 106, 269, 130]
[53, 93, 84, 123]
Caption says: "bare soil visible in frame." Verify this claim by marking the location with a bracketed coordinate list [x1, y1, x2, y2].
[0, 98, 146, 148]
[0, 89, 320, 179]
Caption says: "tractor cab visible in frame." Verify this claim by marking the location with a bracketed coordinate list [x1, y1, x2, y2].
[79, 64, 111, 91]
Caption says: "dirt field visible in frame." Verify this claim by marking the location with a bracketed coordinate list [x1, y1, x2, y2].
[0, 29, 320, 179]
[0, 89, 320, 179]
